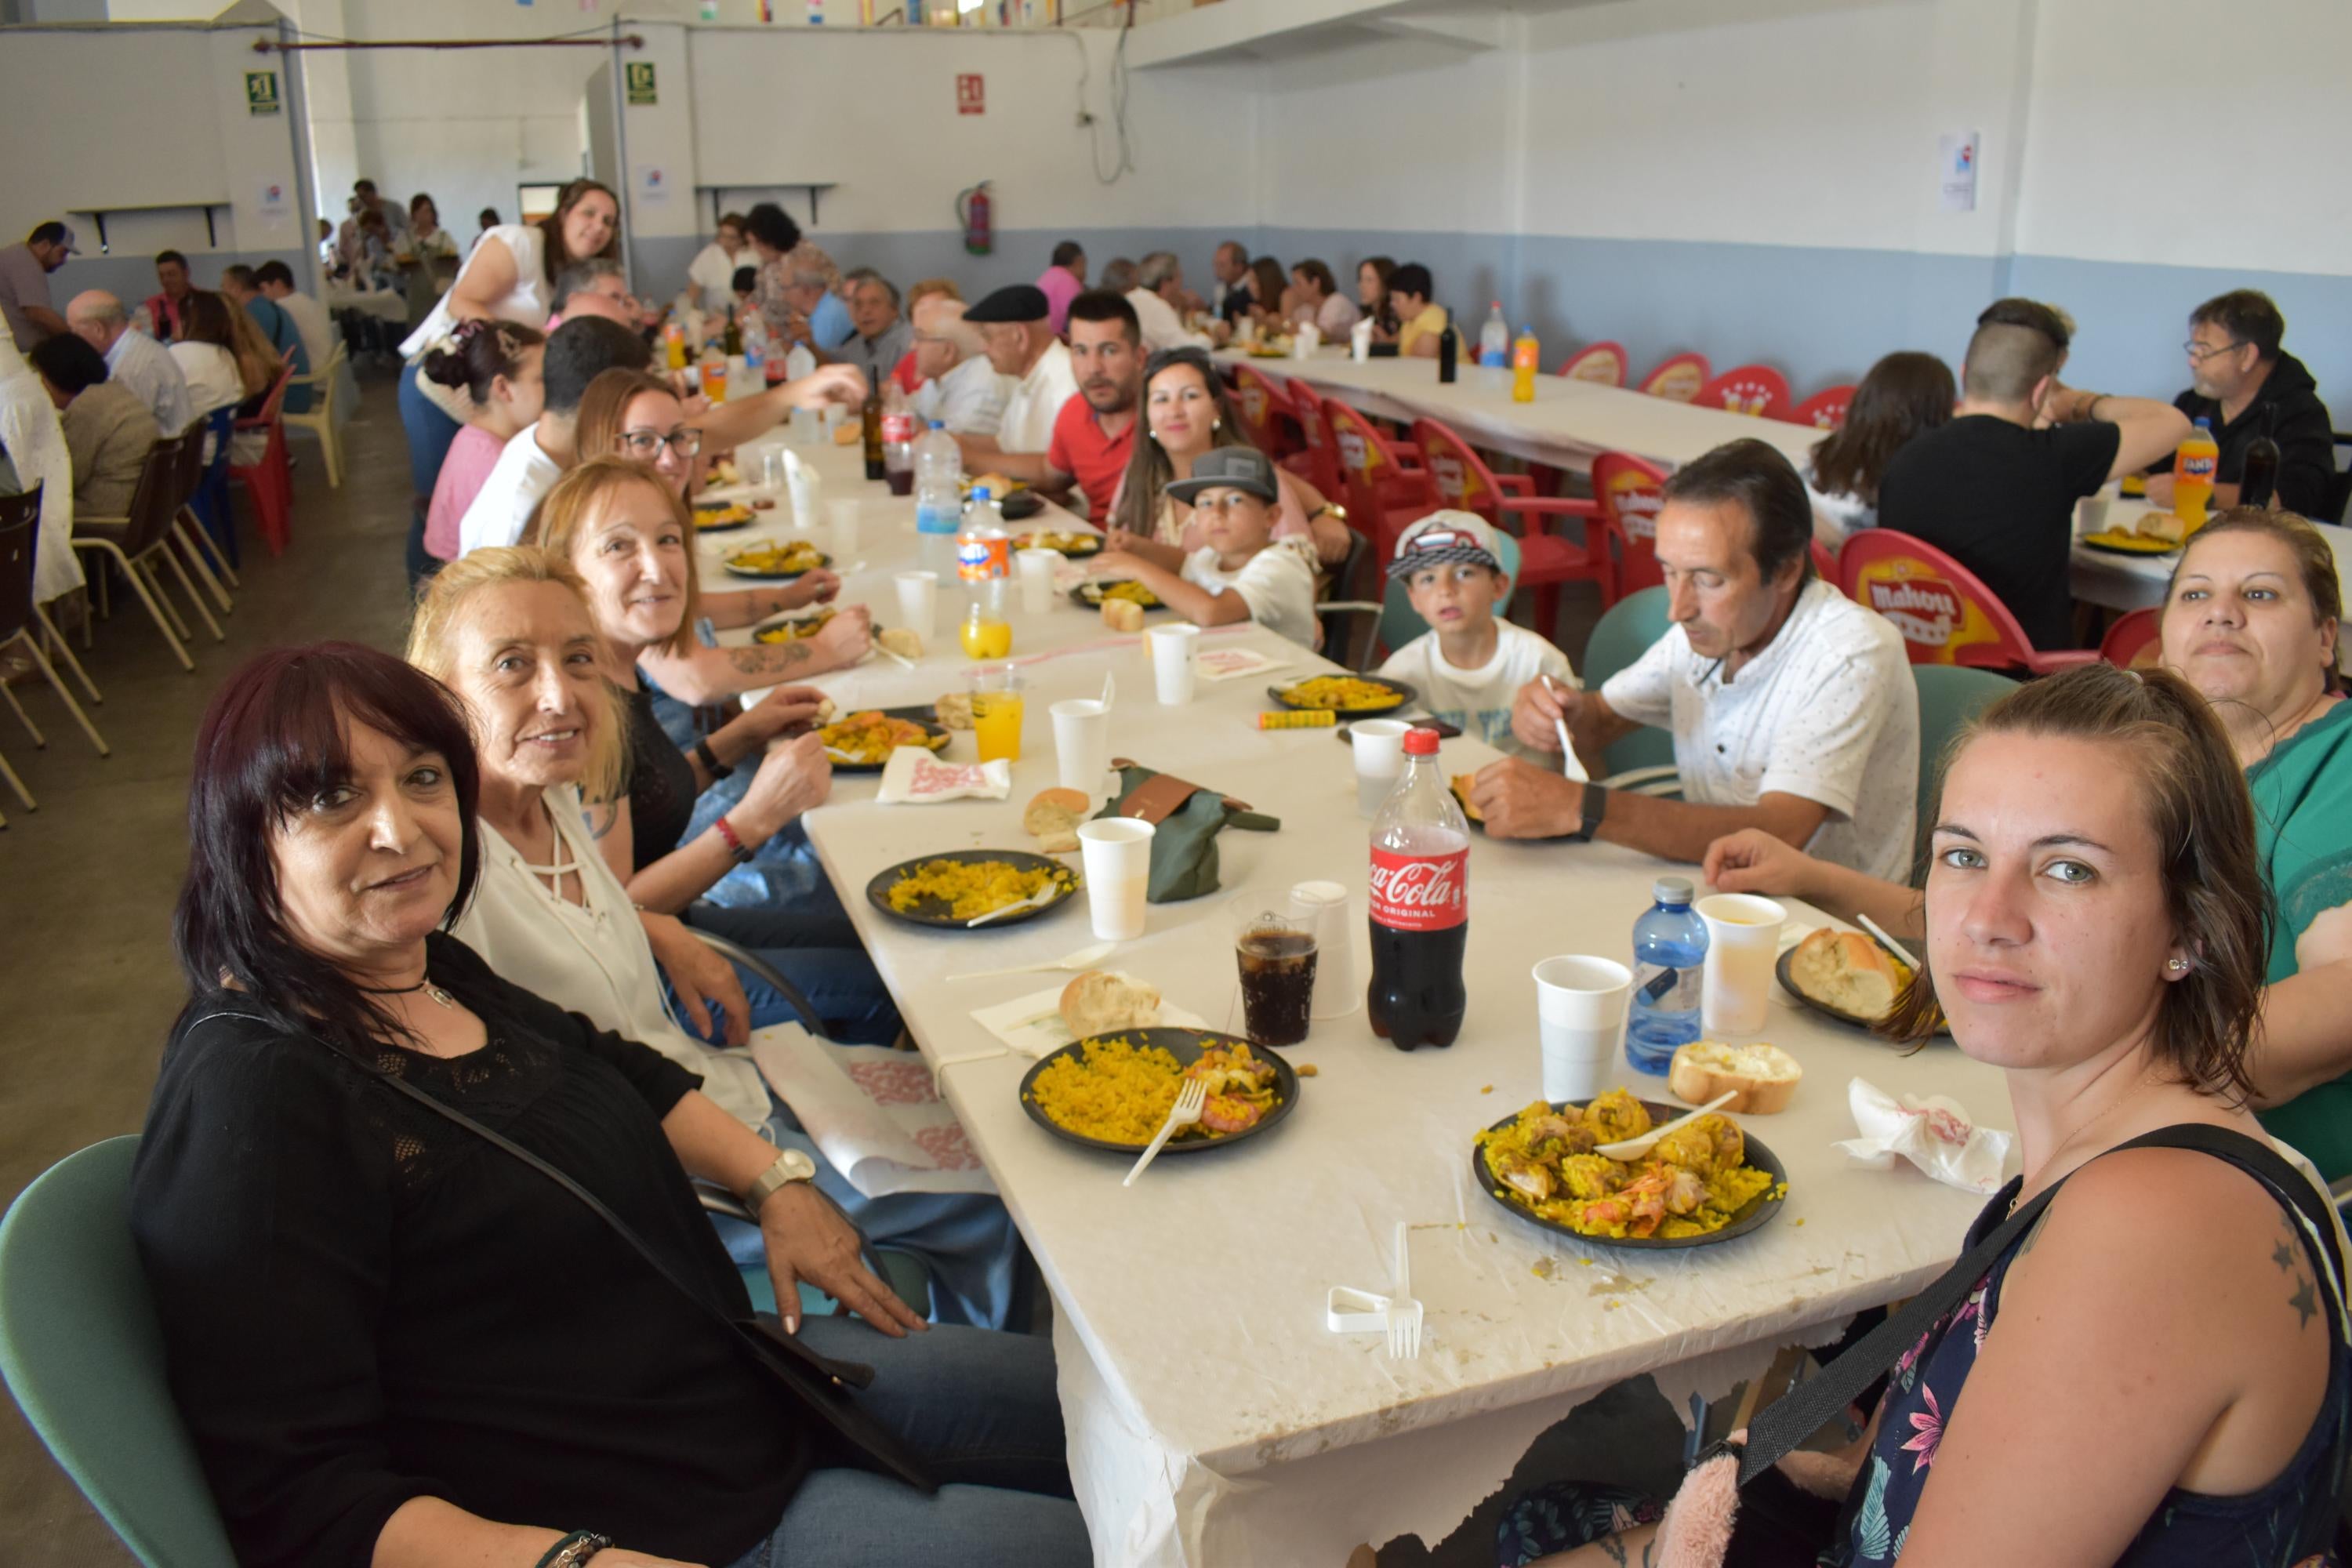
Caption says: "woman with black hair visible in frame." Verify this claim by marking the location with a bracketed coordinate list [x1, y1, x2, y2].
[416, 318, 545, 568]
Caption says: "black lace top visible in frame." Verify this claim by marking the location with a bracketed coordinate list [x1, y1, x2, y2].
[622, 681, 699, 869]
[129, 934, 809, 1568]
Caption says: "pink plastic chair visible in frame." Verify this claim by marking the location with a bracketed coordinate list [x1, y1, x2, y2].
[1637, 353, 1711, 403]
[1789, 385, 1856, 430]
[1556, 342, 1628, 387]
[1840, 529, 2100, 676]
[1695, 364, 1792, 421]
[1407, 417, 1613, 634]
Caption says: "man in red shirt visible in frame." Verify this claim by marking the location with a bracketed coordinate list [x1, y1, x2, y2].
[1042, 291, 1143, 521]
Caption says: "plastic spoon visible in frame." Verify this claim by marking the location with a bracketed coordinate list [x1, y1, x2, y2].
[1593, 1091, 1739, 1162]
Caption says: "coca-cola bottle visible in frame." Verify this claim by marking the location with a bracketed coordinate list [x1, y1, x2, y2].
[1367, 726, 1469, 1049]
[881, 381, 917, 496]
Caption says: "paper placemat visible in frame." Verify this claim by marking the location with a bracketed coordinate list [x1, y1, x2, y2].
[970, 980, 1210, 1061]
[1195, 645, 1294, 682]
[876, 746, 1011, 803]
[750, 1025, 999, 1199]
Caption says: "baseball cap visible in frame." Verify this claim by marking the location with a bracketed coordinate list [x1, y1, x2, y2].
[30, 220, 77, 257]
[1388, 511, 1505, 579]
[1166, 445, 1278, 506]
[964, 284, 1051, 325]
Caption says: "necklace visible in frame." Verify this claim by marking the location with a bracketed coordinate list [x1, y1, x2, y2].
[362, 975, 457, 1009]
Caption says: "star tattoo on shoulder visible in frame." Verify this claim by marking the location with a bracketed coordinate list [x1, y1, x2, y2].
[2274, 1237, 2299, 1272]
[2290, 1277, 2319, 1331]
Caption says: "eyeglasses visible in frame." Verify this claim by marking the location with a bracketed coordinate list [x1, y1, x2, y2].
[620, 428, 702, 459]
[2183, 339, 2248, 363]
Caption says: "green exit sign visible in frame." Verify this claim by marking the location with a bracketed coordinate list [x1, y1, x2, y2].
[625, 62, 658, 106]
[245, 70, 281, 116]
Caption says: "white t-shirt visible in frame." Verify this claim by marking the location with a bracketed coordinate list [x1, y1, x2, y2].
[452, 786, 771, 1131]
[458, 421, 563, 555]
[1804, 458, 1876, 550]
[1378, 622, 1572, 758]
[169, 341, 243, 417]
[688, 241, 743, 303]
[1599, 579, 1918, 881]
[399, 223, 551, 359]
[0, 361, 79, 603]
[914, 352, 1011, 438]
[997, 339, 1078, 455]
[276, 290, 337, 379]
[1125, 288, 1213, 354]
[1181, 537, 1319, 648]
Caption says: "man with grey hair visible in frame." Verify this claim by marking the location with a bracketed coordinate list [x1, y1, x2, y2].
[833, 270, 912, 382]
[909, 295, 1008, 438]
[64, 289, 191, 437]
[548, 258, 638, 328]
[782, 263, 855, 354]
[1209, 238, 1250, 325]
[1125, 251, 1220, 354]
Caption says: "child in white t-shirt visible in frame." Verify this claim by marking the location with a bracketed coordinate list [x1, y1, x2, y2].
[1090, 445, 1320, 648]
[1376, 511, 1573, 756]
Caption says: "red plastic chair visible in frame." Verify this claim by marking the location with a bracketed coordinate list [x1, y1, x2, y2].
[1284, 377, 1343, 503]
[1695, 364, 1792, 421]
[2100, 607, 2161, 669]
[1320, 396, 1432, 561]
[227, 364, 298, 556]
[1590, 452, 1669, 597]
[1809, 537, 1839, 586]
[1556, 342, 1628, 387]
[1407, 417, 1613, 635]
[1229, 362, 1299, 459]
[1840, 529, 2100, 676]
[1637, 352, 1711, 403]
[1789, 385, 1855, 430]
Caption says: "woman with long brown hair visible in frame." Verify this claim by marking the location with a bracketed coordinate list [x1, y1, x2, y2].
[1357, 255, 1399, 334]
[1805, 350, 1955, 545]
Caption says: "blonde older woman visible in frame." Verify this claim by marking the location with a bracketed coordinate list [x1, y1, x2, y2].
[406, 546, 1025, 1328]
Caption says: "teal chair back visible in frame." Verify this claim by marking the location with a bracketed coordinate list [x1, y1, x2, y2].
[1373, 528, 1523, 658]
[1581, 586, 1676, 777]
[0, 1137, 237, 1568]
[1911, 664, 2019, 851]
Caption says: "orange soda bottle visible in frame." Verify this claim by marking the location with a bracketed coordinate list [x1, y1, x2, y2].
[1511, 325, 1538, 403]
[2173, 417, 2219, 532]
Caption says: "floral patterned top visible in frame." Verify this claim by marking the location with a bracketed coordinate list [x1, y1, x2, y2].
[1824, 1169, 2349, 1567]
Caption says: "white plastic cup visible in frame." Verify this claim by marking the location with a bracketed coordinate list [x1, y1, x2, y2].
[786, 458, 822, 532]
[1351, 718, 1410, 817]
[893, 570, 938, 645]
[1351, 319, 1374, 362]
[1051, 699, 1109, 795]
[820, 402, 847, 437]
[1015, 548, 1058, 617]
[727, 354, 751, 401]
[827, 498, 859, 558]
[1078, 818, 1156, 942]
[760, 447, 788, 492]
[1533, 956, 1633, 1102]
[1149, 622, 1200, 706]
[1288, 880, 1359, 1019]
[1695, 893, 1788, 1036]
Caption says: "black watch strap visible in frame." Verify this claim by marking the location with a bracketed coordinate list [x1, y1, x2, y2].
[693, 736, 732, 779]
[1570, 782, 1608, 843]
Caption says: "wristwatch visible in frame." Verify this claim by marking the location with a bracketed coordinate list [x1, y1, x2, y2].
[743, 1144, 819, 1212]
[1568, 782, 1609, 844]
[693, 735, 732, 779]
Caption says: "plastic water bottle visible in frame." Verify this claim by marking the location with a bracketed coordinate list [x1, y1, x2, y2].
[1478, 302, 1509, 368]
[915, 419, 962, 535]
[1627, 876, 1708, 1072]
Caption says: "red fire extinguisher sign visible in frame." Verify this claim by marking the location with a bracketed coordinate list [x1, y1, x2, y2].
[956, 74, 985, 114]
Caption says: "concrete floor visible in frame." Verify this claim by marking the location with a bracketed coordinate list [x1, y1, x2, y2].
[0, 368, 416, 1566]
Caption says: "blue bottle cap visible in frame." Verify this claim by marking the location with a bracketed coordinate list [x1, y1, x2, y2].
[1653, 875, 1693, 905]
[2193, 416, 2212, 429]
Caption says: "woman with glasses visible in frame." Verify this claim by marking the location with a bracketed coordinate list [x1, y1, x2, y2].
[571, 368, 870, 702]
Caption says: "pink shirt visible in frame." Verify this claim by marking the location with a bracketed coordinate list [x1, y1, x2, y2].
[423, 424, 506, 562]
[1036, 265, 1083, 336]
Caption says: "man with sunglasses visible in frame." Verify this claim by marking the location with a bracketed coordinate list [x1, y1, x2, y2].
[2143, 290, 2335, 518]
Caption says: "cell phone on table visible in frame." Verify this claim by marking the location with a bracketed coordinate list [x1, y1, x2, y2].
[1337, 718, 1461, 744]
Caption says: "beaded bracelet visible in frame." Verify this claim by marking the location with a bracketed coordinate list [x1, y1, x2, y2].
[535, 1530, 613, 1568]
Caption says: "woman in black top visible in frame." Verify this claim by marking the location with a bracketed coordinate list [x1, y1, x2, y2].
[132, 642, 1085, 1568]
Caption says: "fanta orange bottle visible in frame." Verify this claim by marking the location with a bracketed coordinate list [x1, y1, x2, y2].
[1511, 325, 1538, 404]
[2173, 417, 2220, 532]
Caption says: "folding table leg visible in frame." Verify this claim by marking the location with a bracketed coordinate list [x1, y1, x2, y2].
[0, 743, 31, 811]
[171, 517, 234, 613]
[32, 604, 99, 704]
[154, 545, 224, 642]
[0, 681, 44, 748]
[11, 630, 107, 757]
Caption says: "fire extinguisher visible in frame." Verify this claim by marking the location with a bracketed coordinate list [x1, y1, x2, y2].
[956, 182, 992, 256]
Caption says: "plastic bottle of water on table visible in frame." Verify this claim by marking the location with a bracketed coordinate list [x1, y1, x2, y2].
[2173, 416, 2220, 533]
[1627, 875, 1708, 1072]
[1478, 303, 1509, 368]
[915, 419, 962, 536]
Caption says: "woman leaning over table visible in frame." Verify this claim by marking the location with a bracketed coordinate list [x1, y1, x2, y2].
[408, 549, 1025, 1328]
[131, 641, 1083, 1568]
[397, 178, 621, 577]
[417, 318, 545, 567]
[1709, 508, 2352, 1181]
[532, 456, 901, 1049]
[1104, 347, 1350, 568]
[1530, 662, 2350, 1568]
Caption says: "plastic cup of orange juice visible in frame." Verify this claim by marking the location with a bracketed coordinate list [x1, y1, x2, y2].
[966, 663, 1025, 763]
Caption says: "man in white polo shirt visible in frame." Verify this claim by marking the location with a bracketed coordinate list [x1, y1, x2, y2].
[956, 283, 1077, 464]
[1472, 437, 1918, 880]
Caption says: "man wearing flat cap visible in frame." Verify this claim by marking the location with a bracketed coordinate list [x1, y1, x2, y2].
[956, 282, 1080, 462]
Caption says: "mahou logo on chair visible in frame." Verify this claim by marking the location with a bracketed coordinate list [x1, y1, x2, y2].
[1370, 848, 1468, 931]
[1866, 575, 1962, 647]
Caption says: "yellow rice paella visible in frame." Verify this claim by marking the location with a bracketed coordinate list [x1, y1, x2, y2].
[1026, 1037, 1280, 1145]
[881, 858, 1076, 920]
[1475, 1089, 1783, 1240]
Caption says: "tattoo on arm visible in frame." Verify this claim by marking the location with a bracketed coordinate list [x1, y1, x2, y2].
[2278, 1212, 2321, 1330]
[585, 802, 621, 840]
[725, 641, 812, 675]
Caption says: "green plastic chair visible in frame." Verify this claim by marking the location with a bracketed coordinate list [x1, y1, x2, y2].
[1581, 586, 1677, 779]
[1911, 665, 2019, 850]
[0, 1136, 238, 1568]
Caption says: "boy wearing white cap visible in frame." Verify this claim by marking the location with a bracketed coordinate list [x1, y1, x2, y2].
[1377, 511, 1573, 757]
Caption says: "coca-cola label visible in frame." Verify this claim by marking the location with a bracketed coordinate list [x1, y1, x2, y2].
[882, 413, 916, 444]
[1369, 848, 1468, 931]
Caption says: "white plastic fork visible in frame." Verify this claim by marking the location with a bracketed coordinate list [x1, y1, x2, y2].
[1123, 1078, 1206, 1187]
[966, 884, 1061, 927]
[1386, 1221, 1422, 1360]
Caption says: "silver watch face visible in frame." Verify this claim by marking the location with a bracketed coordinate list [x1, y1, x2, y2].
[779, 1149, 817, 1181]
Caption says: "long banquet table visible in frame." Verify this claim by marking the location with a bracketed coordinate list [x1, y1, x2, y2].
[700, 435, 2011, 1566]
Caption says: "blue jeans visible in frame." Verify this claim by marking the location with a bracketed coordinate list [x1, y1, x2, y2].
[397, 363, 461, 585]
[723, 1316, 1087, 1568]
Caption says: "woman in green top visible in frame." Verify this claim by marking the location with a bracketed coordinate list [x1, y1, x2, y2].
[1707, 507, 2352, 1177]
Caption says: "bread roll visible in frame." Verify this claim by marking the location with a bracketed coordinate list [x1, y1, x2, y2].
[933, 692, 973, 730]
[1102, 598, 1145, 633]
[1058, 971, 1163, 1038]
[1668, 1040, 1802, 1115]
[1024, 788, 1089, 853]
[1786, 927, 1905, 1020]
[876, 626, 923, 661]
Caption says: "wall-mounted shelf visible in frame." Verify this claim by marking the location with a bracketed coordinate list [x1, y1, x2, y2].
[71, 200, 235, 254]
[695, 183, 839, 230]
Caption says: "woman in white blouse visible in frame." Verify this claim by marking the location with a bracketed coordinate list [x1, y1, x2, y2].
[405, 543, 1025, 1330]
[396, 177, 621, 581]
[1287, 258, 1361, 340]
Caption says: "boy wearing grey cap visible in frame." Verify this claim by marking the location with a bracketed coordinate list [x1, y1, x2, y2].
[1376, 511, 1574, 757]
[1091, 445, 1319, 647]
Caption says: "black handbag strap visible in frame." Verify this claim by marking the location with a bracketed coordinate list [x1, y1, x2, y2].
[1740, 1121, 2350, 1486]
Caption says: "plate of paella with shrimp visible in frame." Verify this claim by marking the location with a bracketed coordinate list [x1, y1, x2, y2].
[1472, 1090, 1788, 1248]
[1020, 1029, 1300, 1156]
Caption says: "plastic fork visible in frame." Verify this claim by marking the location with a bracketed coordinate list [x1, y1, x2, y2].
[1123, 1078, 1206, 1187]
[1386, 1221, 1422, 1360]
[967, 884, 1061, 927]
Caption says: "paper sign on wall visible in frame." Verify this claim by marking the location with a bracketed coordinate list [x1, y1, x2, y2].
[956, 73, 985, 115]
[1938, 130, 1979, 213]
[256, 180, 290, 217]
[245, 71, 280, 116]
[626, 62, 659, 105]
[633, 164, 670, 205]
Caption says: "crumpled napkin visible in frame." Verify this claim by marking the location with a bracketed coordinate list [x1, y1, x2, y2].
[1833, 1076, 2015, 1194]
[876, 746, 1011, 803]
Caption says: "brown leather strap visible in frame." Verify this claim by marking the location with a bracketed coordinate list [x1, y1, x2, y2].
[1109, 759, 1254, 822]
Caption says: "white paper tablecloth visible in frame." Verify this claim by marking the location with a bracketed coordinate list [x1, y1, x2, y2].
[712, 438, 2010, 1566]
